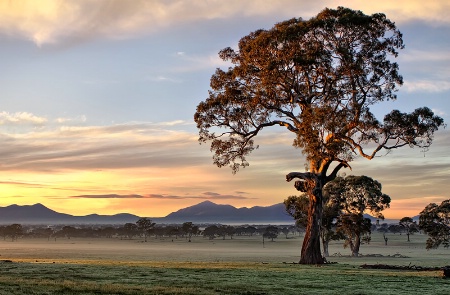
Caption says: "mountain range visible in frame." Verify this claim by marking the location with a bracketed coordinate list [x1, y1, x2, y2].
[0, 201, 405, 225]
[0, 201, 295, 225]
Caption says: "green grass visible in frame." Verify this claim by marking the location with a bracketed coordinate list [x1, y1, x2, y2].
[0, 233, 448, 294]
[0, 260, 448, 295]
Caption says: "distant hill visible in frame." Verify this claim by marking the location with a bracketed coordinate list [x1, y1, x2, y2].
[0, 201, 294, 225]
[162, 200, 294, 224]
[0, 203, 140, 225]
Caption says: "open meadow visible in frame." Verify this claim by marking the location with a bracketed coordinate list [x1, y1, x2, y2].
[0, 232, 448, 294]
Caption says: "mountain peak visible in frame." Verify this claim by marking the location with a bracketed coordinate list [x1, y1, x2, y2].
[197, 200, 217, 206]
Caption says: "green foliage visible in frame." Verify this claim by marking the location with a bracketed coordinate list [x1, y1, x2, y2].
[324, 175, 391, 219]
[323, 175, 390, 256]
[419, 199, 450, 249]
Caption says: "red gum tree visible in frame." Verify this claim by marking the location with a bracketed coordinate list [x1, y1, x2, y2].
[194, 7, 444, 264]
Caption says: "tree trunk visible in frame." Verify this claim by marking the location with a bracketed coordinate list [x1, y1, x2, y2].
[299, 191, 324, 264]
[351, 235, 361, 257]
[322, 238, 330, 257]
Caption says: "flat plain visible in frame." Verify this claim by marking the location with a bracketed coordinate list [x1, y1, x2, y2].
[0, 232, 448, 294]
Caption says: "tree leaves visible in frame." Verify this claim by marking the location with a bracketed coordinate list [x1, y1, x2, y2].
[195, 7, 443, 176]
[419, 199, 450, 249]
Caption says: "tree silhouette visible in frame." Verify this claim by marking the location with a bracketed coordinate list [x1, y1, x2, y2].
[136, 218, 156, 242]
[263, 226, 279, 242]
[194, 7, 444, 264]
[324, 175, 390, 256]
[419, 199, 449, 249]
[182, 222, 200, 242]
[399, 217, 419, 242]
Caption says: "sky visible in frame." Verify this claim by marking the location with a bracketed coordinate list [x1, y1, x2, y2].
[0, 0, 449, 219]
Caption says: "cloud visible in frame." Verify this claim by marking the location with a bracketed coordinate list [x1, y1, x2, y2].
[0, 115, 201, 172]
[71, 194, 146, 199]
[68, 192, 254, 200]
[0, 180, 48, 188]
[146, 76, 182, 83]
[342, 0, 450, 24]
[2, 1, 448, 46]
[403, 80, 450, 93]
[55, 115, 87, 124]
[0, 111, 47, 125]
[147, 192, 254, 200]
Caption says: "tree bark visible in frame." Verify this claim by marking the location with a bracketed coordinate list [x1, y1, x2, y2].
[351, 235, 361, 257]
[299, 190, 324, 264]
[322, 238, 330, 258]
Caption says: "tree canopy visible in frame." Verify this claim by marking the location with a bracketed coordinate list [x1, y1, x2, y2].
[194, 7, 444, 264]
[324, 175, 390, 256]
[324, 175, 391, 220]
[419, 199, 450, 249]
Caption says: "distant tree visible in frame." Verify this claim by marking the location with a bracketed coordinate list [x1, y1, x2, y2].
[5, 224, 23, 241]
[136, 218, 156, 242]
[419, 199, 450, 249]
[225, 225, 236, 239]
[194, 6, 444, 264]
[280, 227, 290, 239]
[399, 217, 419, 242]
[99, 226, 117, 238]
[122, 223, 138, 240]
[28, 227, 54, 240]
[325, 175, 390, 256]
[166, 226, 182, 239]
[203, 225, 219, 240]
[263, 226, 279, 242]
[0, 226, 6, 240]
[182, 222, 200, 242]
[43, 227, 54, 241]
[245, 226, 257, 236]
[388, 224, 402, 235]
[383, 233, 389, 246]
[58, 226, 77, 240]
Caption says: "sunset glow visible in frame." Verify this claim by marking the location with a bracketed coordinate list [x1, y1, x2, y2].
[0, 0, 449, 220]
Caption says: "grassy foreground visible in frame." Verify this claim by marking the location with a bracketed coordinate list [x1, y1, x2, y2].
[0, 233, 448, 294]
[0, 259, 448, 295]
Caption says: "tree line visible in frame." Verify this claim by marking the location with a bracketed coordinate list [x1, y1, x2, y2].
[0, 220, 300, 243]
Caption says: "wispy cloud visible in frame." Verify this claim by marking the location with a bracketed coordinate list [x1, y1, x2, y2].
[55, 115, 87, 124]
[0, 180, 48, 188]
[0, 111, 47, 125]
[146, 75, 182, 83]
[0, 113, 200, 172]
[2, 1, 447, 46]
[71, 194, 146, 199]
[69, 192, 254, 200]
[403, 80, 450, 93]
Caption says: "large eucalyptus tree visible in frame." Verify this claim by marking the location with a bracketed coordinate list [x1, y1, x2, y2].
[194, 7, 444, 264]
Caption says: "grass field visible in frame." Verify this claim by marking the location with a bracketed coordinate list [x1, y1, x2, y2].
[0, 232, 448, 294]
